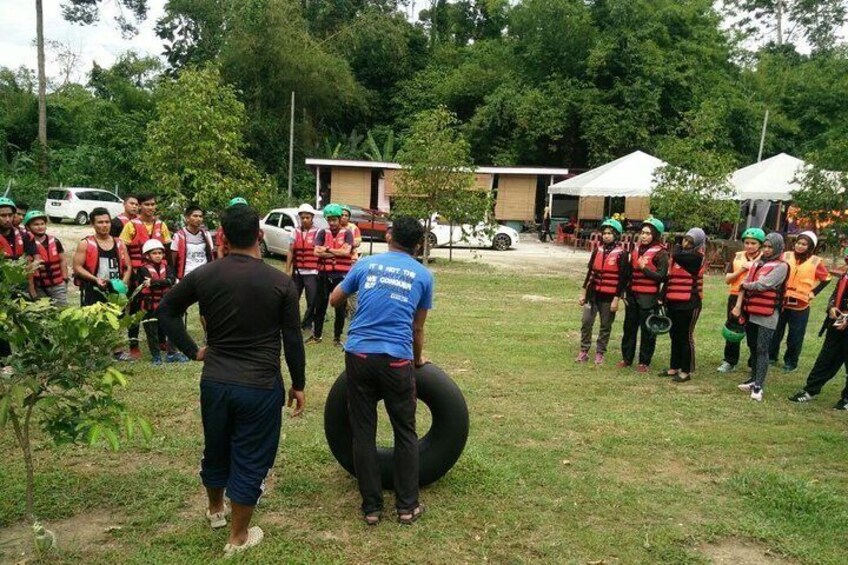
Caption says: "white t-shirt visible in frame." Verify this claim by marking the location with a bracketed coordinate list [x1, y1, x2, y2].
[183, 230, 210, 276]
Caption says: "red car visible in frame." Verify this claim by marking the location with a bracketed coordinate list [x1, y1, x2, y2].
[345, 204, 391, 241]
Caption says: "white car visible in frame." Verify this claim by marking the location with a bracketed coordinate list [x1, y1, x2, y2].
[425, 215, 519, 251]
[260, 207, 329, 257]
[45, 187, 124, 225]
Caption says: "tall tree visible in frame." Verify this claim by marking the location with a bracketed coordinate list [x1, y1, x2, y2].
[723, 0, 848, 51]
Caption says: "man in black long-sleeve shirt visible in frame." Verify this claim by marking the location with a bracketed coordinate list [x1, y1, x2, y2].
[158, 205, 306, 558]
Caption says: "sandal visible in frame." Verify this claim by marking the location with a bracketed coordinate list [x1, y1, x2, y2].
[658, 370, 678, 377]
[223, 526, 264, 558]
[672, 373, 691, 383]
[397, 504, 425, 525]
[362, 511, 382, 526]
[206, 503, 230, 529]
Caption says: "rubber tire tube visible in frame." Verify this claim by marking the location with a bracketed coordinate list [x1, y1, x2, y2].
[324, 363, 469, 488]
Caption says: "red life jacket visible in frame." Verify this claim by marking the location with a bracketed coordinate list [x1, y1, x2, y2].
[629, 244, 665, 295]
[0, 229, 26, 259]
[293, 227, 320, 272]
[117, 213, 132, 227]
[140, 263, 170, 311]
[173, 227, 214, 279]
[743, 260, 785, 317]
[834, 273, 848, 311]
[128, 218, 165, 268]
[76, 235, 128, 287]
[33, 235, 65, 288]
[319, 229, 352, 274]
[591, 245, 625, 296]
[665, 252, 706, 303]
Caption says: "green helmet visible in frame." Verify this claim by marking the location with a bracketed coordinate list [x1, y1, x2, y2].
[23, 210, 47, 226]
[228, 197, 248, 207]
[642, 217, 665, 235]
[323, 203, 343, 218]
[340, 205, 352, 215]
[741, 227, 766, 243]
[600, 218, 623, 235]
[646, 311, 672, 335]
[109, 279, 129, 295]
[0, 197, 16, 212]
[722, 321, 746, 343]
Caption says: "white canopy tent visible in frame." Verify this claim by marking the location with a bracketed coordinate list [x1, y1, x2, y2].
[730, 153, 808, 201]
[547, 150, 668, 197]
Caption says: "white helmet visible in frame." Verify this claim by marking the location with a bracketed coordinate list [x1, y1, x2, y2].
[798, 230, 818, 249]
[142, 239, 166, 255]
[297, 203, 317, 216]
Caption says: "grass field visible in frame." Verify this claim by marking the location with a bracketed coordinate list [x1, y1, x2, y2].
[2, 257, 847, 564]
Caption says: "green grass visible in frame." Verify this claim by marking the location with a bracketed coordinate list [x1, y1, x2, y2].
[2, 257, 848, 564]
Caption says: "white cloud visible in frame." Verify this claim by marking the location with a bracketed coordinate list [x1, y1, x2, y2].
[0, 0, 166, 84]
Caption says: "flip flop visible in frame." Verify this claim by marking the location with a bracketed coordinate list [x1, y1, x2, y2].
[223, 526, 264, 558]
[397, 504, 425, 525]
[362, 511, 382, 526]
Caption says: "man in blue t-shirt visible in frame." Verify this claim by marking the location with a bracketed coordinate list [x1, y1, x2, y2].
[329, 216, 433, 526]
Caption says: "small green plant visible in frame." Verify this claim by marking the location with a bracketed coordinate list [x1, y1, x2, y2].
[0, 257, 150, 524]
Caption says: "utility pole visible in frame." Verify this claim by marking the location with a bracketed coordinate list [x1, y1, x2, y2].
[288, 91, 295, 199]
[757, 0, 784, 163]
[35, 0, 48, 175]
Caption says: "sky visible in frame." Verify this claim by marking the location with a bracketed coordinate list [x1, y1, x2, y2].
[0, 0, 168, 84]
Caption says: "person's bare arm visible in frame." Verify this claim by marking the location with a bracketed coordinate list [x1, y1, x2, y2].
[329, 283, 350, 309]
[413, 308, 428, 367]
[120, 245, 132, 286]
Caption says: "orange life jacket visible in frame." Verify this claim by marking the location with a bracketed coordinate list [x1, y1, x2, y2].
[173, 227, 214, 279]
[782, 252, 823, 308]
[629, 244, 665, 295]
[76, 236, 128, 287]
[319, 229, 352, 274]
[591, 245, 625, 296]
[743, 260, 785, 317]
[139, 263, 170, 311]
[665, 252, 706, 303]
[293, 227, 320, 272]
[728, 251, 761, 296]
[33, 235, 65, 288]
[128, 218, 165, 268]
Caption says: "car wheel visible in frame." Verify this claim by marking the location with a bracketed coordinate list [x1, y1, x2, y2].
[426, 232, 438, 248]
[74, 211, 89, 225]
[259, 240, 270, 257]
[48, 217, 62, 224]
[324, 363, 469, 488]
[492, 233, 511, 251]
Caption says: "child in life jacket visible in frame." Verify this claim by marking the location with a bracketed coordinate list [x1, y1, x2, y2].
[24, 210, 69, 306]
[788, 247, 848, 411]
[768, 230, 831, 373]
[134, 240, 188, 365]
[577, 218, 627, 365]
[732, 233, 789, 402]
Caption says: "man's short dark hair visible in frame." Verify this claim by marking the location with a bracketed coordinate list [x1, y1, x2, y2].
[389, 216, 424, 252]
[185, 204, 203, 217]
[136, 192, 156, 204]
[90, 207, 111, 223]
[221, 205, 260, 248]
[124, 193, 138, 202]
[16, 200, 29, 211]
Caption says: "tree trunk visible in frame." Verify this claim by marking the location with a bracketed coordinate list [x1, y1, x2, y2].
[10, 406, 36, 521]
[36, 0, 48, 176]
[423, 216, 432, 263]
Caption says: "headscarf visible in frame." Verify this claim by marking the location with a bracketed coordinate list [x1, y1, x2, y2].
[762, 232, 784, 261]
[685, 228, 706, 251]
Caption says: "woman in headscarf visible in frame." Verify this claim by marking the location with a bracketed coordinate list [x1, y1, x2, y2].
[732, 233, 789, 401]
[661, 228, 706, 382]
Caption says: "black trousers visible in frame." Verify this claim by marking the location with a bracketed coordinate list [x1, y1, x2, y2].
[314, 274, 346, 340]
[141, 311, 173, 357]
[621, 299, 658, 366]
[668, 307, 700, 374]
[769, 307, 810, 368]
[345, 352, 418, 515]
[128, 282, 141, 349]
[803, 326, 848, 400]
[294, 273, 319, 329]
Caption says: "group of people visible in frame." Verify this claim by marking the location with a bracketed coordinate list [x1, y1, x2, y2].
[2, 194, 434, 556]
[578, 217, 848, 408]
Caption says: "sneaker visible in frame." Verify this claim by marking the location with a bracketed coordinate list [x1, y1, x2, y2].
[782, 364, 797, 373]
[575, 351, 589, 363]
[788, 390, 815, 403]
[637, 364, 649, 373]
[737, 380, 755, 392]
[305, 335, 322, 344]
[166, 352, 190, 363]
[832, 398, 848, 411]
[223, 526, 264, 557]
[129, 347, 142, 361]
[333, 339, 344, 348]
[750, 386, 763, 402]
[151, 355, 163, 366]
[615, 360, 631, 369]
[716, 361, 735, 373]
[672, 373, 691, 383]
[594, 353, 604, 365]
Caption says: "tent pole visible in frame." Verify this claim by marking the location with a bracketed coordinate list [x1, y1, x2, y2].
[776, 200, 783, 232]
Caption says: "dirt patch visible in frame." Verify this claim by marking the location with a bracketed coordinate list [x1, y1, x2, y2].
[699, 537, 797, 564]
[0, 509, 124, 561]
[522, 294, 553, 302]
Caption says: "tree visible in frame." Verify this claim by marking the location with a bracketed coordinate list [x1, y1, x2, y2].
[0, 258, 150, 528]
[140, 66, 274, 217]
[723, 0, 848, 51]
[790, 163, 848, 247]
[392, 106, 488, 261]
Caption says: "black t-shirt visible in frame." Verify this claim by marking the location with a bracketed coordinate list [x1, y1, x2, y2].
[109, 217, 125, 238]
[158, 254, 306, 390]
[1, 229, 36, 257]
